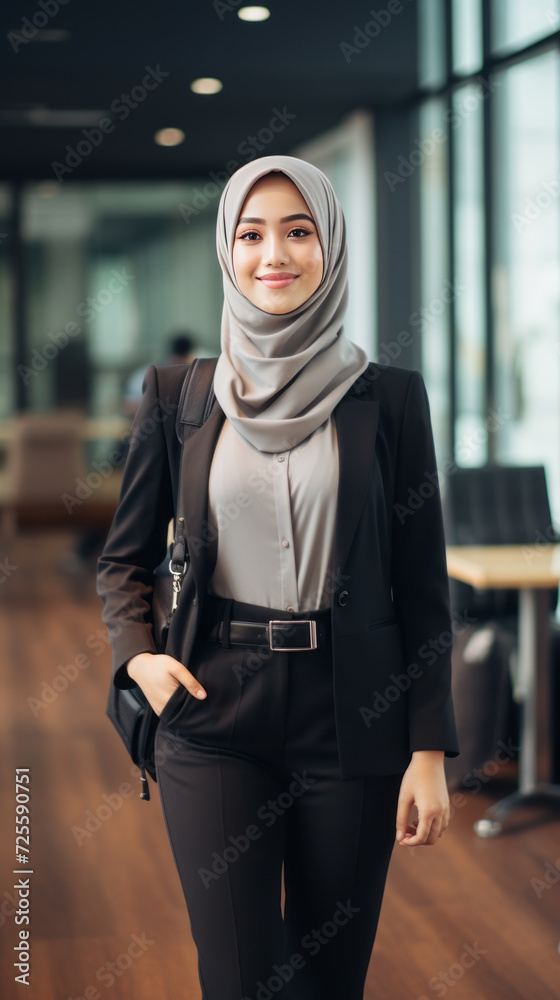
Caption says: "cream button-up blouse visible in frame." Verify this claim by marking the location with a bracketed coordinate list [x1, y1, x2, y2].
[206, 414, 339, 612]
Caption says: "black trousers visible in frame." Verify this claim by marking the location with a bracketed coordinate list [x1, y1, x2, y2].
[154, 593, 404, 1000]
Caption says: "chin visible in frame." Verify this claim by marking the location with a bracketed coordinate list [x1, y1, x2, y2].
[261, 290, 307, 311]
[262, 301, 299, 315]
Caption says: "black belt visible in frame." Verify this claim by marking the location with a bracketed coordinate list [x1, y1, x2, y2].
[208, 617, 328, 651]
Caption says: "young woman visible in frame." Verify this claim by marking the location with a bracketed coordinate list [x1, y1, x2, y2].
[97, 154, 460, 1000]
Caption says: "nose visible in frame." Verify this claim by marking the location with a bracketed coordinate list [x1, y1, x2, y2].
[262, 232, 289, 267]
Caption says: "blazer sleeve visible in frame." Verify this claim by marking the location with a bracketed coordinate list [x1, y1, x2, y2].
[96, 364, 175, 690]
[390, 370, 460, 758]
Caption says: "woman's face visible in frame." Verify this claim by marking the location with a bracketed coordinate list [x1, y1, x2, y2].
[232, 173, 324, 314]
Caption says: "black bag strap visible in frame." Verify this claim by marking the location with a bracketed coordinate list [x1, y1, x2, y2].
[169, 357, 218, 597]
[136, 358, 218, 801]
[175, 356, 218, 443]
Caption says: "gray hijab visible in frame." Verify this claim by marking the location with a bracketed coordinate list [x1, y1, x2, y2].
[212, 154, 370, 453]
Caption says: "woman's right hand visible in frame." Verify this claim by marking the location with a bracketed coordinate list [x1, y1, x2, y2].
[126, 652, 207, 716]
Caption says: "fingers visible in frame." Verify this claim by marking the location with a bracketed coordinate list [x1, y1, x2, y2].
[157, 655, 207, 700]
[153, 672, 205, 716]
[395, 790, 414, 842]
[397, 808, 450, 846]
[398, 818, 439, 846]
[396, 764, 451, 847]
[178, 664, 207, 700]
[170, 657, 206, 699]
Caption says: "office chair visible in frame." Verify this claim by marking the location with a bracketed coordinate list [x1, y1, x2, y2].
[0, 410, 86, 537]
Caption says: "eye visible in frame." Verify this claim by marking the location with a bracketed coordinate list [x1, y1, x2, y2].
[288, 227, 313, 238]
[237, 230, 262, 241]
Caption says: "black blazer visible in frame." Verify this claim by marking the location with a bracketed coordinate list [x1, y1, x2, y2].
[96, 360, 460, 778]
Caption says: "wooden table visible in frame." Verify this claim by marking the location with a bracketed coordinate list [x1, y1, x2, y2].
[446, 544, 560, 836]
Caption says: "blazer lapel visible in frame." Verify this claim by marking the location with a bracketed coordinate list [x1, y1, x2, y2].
[179, 398, 226, 598]
[331, 396, 380, 579]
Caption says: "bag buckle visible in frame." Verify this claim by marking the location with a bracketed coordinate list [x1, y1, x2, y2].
[169, 558, 188, 612]
[268, 619, 317, 651]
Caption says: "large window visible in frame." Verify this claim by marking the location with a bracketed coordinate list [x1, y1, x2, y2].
[452, 0, 483, 76]
[419, 98, 452, 463]
[415, 0, 560, 522]
[0, 185, 12, 419]
[491, 0, 560, 55]
[493, 49, 560, 512]
[452, 82, 487, 466]
[418, 0, 447, 89]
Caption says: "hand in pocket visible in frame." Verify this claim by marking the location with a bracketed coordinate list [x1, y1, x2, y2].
[125, 652, 207, 716]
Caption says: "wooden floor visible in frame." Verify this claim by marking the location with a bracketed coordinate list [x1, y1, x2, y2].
[1, 529, 559, 1000]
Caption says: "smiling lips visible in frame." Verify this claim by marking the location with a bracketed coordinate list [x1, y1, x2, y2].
[257, 273, 299, 288]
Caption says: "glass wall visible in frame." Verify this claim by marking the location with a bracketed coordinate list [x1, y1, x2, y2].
[415, 0, 560, 519]
[0, 185, 13, 419]
[418, 98, 452, 463]
[7, 181, 223, 420]
[418, 0, 447, 89]
[491, 0, 560, 55]
[452, 81, 487, 466]
[493, 49, 560, 514]
[452, 0, 483, 75]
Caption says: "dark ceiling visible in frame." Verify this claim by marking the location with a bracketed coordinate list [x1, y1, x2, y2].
[1, 0, 418, 181]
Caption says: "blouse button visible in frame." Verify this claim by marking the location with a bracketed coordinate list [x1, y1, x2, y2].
[277, 456, 285, 462]
[282, 539, 289, 547]
[286, 605, 295, 612]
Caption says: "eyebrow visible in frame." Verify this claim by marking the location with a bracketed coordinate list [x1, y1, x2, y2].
[236, 213, 316, 226]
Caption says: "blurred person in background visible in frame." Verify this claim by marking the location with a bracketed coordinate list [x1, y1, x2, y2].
[122, 333, 198, 417]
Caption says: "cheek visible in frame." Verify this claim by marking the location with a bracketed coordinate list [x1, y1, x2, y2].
[232, 248, 249, 285]
[301, 244, 323, 280]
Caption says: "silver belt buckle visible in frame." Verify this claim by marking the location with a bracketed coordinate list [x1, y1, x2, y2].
[268, 619, 317, 651]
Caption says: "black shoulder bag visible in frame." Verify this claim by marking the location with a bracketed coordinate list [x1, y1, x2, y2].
[105, 357, 218, 801]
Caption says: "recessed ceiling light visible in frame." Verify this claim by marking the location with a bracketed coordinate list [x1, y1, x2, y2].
[238, 6, 270, 21]
[190, 77, 223, 95]
[155, 127, 185, 147]
[8, 28, 70, 42]
[0, 107, 109, 127]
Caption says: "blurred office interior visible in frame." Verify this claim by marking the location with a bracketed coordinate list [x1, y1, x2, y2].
[1, 2, 560, 511]
[1, 2, 560, 999]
